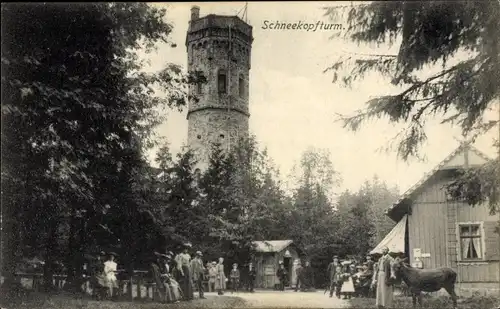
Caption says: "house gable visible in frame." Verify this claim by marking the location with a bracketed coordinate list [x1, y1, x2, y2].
[386, 144, 492, 222]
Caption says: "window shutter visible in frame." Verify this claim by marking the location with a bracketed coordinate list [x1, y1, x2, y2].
[483, 221, 500, 261]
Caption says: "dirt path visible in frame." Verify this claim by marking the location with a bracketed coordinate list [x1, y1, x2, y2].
[205, 290, 351, 308]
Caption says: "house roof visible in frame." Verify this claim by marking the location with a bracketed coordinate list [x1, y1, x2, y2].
[386, 143, 492, 221]
[252, 240, 293, 253]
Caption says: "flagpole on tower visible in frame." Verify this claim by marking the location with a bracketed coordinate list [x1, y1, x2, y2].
[243, 2, 248, 23]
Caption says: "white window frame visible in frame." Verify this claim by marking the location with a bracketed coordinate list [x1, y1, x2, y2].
[456, 221, 485, 262]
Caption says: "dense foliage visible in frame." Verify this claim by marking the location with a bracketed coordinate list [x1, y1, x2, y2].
[1, 3, 191, 292]
[138, 140, 399, 287]
[1, 3, 401, 294]
[324, 1, 500, 215]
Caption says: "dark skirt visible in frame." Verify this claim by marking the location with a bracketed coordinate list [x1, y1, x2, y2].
[179, 265, 194, 300]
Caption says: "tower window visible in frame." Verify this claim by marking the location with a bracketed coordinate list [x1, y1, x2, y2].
[197, 81, 203, 94]
[220, 134, 225, 139]
[218, 70, 227, 94]
[239, 74, 244, 98]
[197, 135, 201, 139]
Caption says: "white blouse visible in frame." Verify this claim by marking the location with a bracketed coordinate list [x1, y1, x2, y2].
[104, 260, 117, 280]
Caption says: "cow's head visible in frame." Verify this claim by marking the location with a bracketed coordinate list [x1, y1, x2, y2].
[390, 256, 408, 280]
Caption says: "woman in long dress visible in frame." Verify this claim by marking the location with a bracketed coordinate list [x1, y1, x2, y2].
[103, 252, 119, 299]
[372, 247, 394, 308]
[175, 243, 194, 300]
[214, 257, 226, 295]
[164, 252, 182, 302]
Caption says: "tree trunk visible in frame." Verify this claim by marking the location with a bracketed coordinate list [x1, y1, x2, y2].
[63, 213, 78, 291]
[1, 214, 22, 290]
[0, 186, 24, 296]
[42, 220, 59, 292]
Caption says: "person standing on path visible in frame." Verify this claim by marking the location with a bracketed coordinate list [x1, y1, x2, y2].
[276, 262, 287, 291]
[340, 262, 355, 299]
[230, 263, 240, 293]
[215, 257, 227, 295]
[175, 243, 194, 301]
[190, 251, 206, 299]
[371, 247, 394, 309]
[246, 262, 256, 292]
[103, 252, 118, 299]
[326, 256, 340, 298]
[208, 261, 217, 292]
[294, 259, 302, 292]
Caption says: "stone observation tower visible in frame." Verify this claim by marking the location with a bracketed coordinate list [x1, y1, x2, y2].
[186, 6, 253, 171]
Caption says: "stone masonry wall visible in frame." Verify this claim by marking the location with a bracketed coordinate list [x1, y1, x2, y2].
[187, 109, 249, 169]
[186, 15, 252, 170]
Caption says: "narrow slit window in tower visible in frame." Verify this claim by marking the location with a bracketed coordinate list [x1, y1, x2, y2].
[197, 80, 203, 94]
[218, 70, 227, 94]
[239, 74, 244, 98]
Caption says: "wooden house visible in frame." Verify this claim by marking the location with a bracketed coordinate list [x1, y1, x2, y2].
[251, 240, 301, 289]
[371, 143, 499, 296]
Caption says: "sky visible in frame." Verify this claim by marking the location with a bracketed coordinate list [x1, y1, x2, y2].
[140, 2, 499, 194]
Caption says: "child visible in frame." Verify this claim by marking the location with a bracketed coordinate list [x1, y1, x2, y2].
[208, 261, 217, 292]
[230, 263, 240, 293]
[340, 262, 355, 299]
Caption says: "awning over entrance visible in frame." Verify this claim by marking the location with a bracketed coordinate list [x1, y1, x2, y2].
[370, 215, 407, 255]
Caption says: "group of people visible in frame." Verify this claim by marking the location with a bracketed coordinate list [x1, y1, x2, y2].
[87, 242, 260, 303]
[88, 251, 119, 300]
[326, 246, 395, 308]
[87, 243, 396, 308]
[327, 254, 374, 299]
[149, 242, 259, 303]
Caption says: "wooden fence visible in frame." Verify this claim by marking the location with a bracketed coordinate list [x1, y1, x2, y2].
[14, 270, 160, 301]
[13, 270, 215, 301]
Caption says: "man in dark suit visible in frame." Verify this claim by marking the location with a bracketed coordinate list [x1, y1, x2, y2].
[326, 256, 341, 298]
[276, 262, 287, 291]
[246, 262, 256, 292]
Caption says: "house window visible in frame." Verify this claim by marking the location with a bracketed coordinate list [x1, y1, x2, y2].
[218, 70, 227, 94]
[458, 223, 483, 260]
[239, 75, 244, 98]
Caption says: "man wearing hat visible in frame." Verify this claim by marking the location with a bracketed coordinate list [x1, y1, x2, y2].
[246, 262, 256, 293]
[326, 256, 341, 298]
[276, 261, 287, 291]
[190, 251, 206, 299]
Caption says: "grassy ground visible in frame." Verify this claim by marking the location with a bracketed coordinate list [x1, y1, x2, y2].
[0, 291, 247, 309]
[349, 294, 500, 309]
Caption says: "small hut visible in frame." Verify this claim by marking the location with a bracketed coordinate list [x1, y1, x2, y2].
[251, 240, 301, 289]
